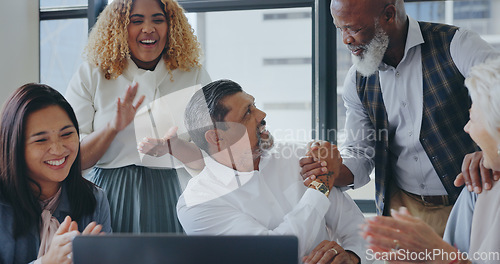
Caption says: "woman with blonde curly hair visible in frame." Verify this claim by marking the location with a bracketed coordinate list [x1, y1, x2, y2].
[65, 0, 211, 233]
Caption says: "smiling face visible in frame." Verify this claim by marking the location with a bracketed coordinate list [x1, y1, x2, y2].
[331, 0, 389, 76]
[24, 105, 79, 199]
[214, 92, 273, 170]
[127, 0, 169, 70]
[464, 104, 500, 171]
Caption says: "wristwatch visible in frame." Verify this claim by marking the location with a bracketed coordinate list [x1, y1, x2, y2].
[308, 180, 330, 197]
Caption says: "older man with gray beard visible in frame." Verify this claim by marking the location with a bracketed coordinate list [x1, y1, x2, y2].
[300, 0, 500, 240]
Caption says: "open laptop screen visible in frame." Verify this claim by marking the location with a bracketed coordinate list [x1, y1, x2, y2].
[73, 234, 298, 264]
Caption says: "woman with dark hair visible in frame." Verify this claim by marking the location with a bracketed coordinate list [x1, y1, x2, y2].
[0, 83, 111, 264]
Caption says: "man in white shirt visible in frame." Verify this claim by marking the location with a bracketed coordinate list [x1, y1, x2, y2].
[300, 0, 500, 238]
[177, 79, 366, 264]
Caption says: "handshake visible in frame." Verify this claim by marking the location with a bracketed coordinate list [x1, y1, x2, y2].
[300, 141, 344, 194]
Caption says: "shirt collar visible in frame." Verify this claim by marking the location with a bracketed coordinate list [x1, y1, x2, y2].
[405, 16, 425, 55]
[123, 57, 169, 84]
[379, 16, 424, 71]
[203, 154, 256, 186]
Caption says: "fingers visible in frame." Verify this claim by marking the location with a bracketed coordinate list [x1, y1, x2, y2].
[317, 245, 343, 264]
[299, 156, 315, 167]
[82, 222, 97, 235]
[164, 126, 179, 139]
[52, 230, 79, 248]
[362, 215, 411, 237]
[121, 82, 144, 110]
[301, 160, 327, 179]
[69, 220, 79, 233]
[123, 82, 139, 103]
[469, 157, 482, 194]
[82, 222, 103, 235]
[454, 173, 465, 187]
[479, 159, 493, 191]
[56, 216, 72, 235]
[303, 241, 341, 264]
[134, 95, 145, 110]
[137, 137, 168, 157]
[330, 251, 353, 264]
[494, 170, 500, 181]
[362, 219, 403, 243]
[90, 224, 103, 235]
[365, 233, 399, 252]
[461, 153, 474, 192]
[462, 152, 482, 193]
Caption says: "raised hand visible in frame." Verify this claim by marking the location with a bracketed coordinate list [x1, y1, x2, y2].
[361, 207, 458, 263]
[110, 82, 145, 133]
[138, 126, 178, 157]
[40, 216, 78, 264]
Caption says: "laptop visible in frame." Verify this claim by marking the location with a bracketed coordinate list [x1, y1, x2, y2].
[73, 234, 298, 264]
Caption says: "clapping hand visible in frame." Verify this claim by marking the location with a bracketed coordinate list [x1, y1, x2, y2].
[110, 82, 145, 133]
[138, 126, 179, 157]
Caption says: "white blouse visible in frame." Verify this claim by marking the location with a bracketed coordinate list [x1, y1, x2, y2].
[66, 58, 211, 169]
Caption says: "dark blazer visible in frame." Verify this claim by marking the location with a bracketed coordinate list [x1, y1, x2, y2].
[0, 183, 111, 264]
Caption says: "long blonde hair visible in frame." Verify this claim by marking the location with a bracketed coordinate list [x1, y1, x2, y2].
[85, 0, 202, 80]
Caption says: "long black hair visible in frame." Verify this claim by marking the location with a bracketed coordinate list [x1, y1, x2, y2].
[0, 83, 97, 238]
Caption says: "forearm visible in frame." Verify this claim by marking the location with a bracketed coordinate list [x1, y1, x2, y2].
[333, 164, 354, 187]
[80, 123, 118, 169]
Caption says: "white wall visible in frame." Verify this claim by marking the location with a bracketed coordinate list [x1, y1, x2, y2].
[0, 0, 39, 107]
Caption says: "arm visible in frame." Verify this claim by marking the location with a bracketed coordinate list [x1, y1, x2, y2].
[324, 188, 366, 262]
[75, 83, 144, 169]
[300, 67, 373, 189]
[339, 66, 376, 188]
[177, 188, 330, 257]
[443, 187, 477, 253]
[138, 126, 204, 170]
[451, 29, 500, 193]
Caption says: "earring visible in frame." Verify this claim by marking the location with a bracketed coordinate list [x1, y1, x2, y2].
[497, 144, 500, 156]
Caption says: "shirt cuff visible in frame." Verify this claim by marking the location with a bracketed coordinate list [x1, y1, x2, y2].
[302, 188, 331, 214]
[342, 157, 371, 189]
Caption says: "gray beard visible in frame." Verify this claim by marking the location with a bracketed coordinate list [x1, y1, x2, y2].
[351, 27, 389, 77]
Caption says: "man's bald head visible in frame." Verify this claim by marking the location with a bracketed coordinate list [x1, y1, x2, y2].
[331, 0, 405, 25]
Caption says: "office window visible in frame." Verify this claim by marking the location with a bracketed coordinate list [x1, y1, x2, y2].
[41, 0, 87, 8]
[39, 0, 105, 93]
[40, 19, 88, 93]
[188, 8, 313, 143]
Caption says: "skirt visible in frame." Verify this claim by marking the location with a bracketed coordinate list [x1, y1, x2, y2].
[87, 165, 184, 233]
